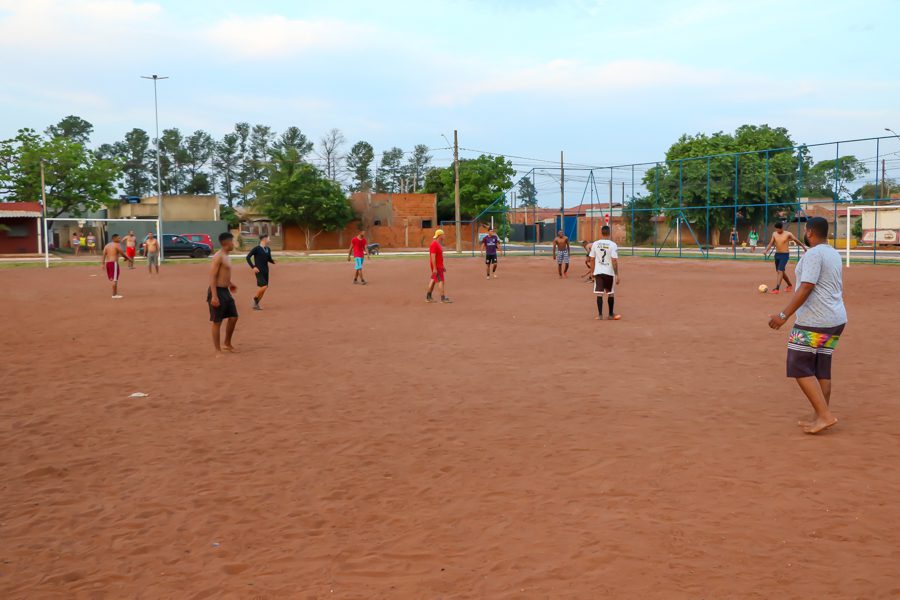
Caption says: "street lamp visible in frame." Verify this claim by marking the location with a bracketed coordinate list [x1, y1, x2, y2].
[142, 74, 168, 260]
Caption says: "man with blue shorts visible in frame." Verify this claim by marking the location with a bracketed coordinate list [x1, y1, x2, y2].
[348, 230, 370, 285]
[764, 222, 806, 294]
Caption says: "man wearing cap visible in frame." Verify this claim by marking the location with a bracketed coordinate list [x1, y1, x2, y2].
[426, 229, 452, 303]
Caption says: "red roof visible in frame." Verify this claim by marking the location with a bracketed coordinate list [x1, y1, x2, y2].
[0, 202, 42, 218]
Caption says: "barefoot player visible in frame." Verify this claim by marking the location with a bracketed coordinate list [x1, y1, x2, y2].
[767, 217, 846, 435]
[347, 230, 369, 285]
[208, 232, 239, 355]
[588, 225, 621, 320]
[101, 233, 127, 299]
[426, 229, 452, 303]
[553, 230, 570, 278]
[122, 230, 137, 269]
[143, 232, 160, 275]
[247, 234, 276, 309]
[481, 227, 500, 279]
[764, 222, 806, 294]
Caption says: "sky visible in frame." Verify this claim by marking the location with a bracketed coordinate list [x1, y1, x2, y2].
[2, 0, 899, 198]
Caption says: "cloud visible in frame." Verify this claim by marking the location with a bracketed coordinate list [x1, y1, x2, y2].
[0, 0, 162, 50]
[430, 59, 723, 106]
[203, 15, 375, 59]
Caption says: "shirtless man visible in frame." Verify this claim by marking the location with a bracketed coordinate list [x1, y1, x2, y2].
[208, 232, 239, 355]
[122, 230, 138, 269]
[143, 232, 160, 275]
[101, 233, 127, 298]
[552, 230, 571, 278]
[764, 222, 806, 294]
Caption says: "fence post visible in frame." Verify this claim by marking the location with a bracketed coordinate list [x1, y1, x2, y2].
[654, 163, 660, 255]
[874, 138, 880, 264]
[631, 164, 635, 256]
[678, 160, 683, 258]
[733, 154, 739, 259]
[764, 150, 769, 252]
[706, 156, 711, 258]
[833, 142, 840, 248]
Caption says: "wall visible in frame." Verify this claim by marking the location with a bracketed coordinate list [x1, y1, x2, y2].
[0, 218, 39, 253]
[109, 195, 220, 221]
[282, 221, 480, 252]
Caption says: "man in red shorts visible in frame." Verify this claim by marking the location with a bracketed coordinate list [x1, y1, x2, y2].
[101, 233, 128, 298]
[122, 230, 138, 269]
[426, 229, 452, 303]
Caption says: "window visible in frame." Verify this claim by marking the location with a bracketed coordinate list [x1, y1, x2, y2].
[422, 220, 432, 228]
[374, 220, 382, 226]
[4, 223, 29, 237]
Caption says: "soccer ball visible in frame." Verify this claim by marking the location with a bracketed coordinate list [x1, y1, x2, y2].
[758, 284, 768, 293]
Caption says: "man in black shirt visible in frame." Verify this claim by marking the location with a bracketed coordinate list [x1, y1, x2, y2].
[246, 234, 276, 310]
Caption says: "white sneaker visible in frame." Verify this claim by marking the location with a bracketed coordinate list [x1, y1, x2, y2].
[112, 295, 123, 299]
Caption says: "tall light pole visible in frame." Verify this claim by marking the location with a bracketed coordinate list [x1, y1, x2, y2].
[142, 74, 168, 260]
[453, 130, 461, 254]
[885, 129, 900, 200]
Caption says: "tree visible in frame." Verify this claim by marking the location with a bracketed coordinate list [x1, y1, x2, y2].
[346, 141, 375, 192]
[517, 176, 538, 207]
[805, 156, 869, 199]
[0, 128, 121, 218]
[375, 147, 404, 193]
[853, 178, 899, 200]
[318, 128, 345, 182]
[113, 128, 153, 197]
[252, 148, 353, 250]
[212, 133, 241, 208]
[624, 194, 656, 244]
[424, 154, 516, 220]
[405, 144, 432, 191]
[233, 122, 252, 203]
[274, 126, 314, 160]
[45, 115, 94, 145]
[154, 128, 189, 194]
[184, 130, 214, 193]
[642, 124, 806, 243]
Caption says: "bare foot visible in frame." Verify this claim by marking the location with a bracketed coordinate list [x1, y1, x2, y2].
[223, 346, 238, 353]
[594, 316, 602, 320]
[797, 414, 817, 428]
[608, 314, 621, 320]
[215, 351, 224, 358]
[803, 416, 838, 434]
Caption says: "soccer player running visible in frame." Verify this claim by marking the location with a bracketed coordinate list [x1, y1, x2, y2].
[764, 222, 806, 294]
[347, 230, 369, 285]
[580, 240, 593, 283]
[767, 217, 846, 435]
[122, 230, 138, 269]
[552, 230, 570, 278]
[588, 225, 621, 320]
[208, 232, 239, 355]
[101, 233, 128, 299]
[481, 227, 500, 279]
[143, 232, 160, 275]
[426, 229, 452, 303]
[247, 234, 276, 310]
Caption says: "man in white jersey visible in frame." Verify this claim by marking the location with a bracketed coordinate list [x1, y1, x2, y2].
[768, 217, 847, 435]
[588, 225, 621, 320]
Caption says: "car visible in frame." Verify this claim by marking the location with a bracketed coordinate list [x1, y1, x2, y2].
[140, 234, 212, 258]
[181, 233, 215, 250]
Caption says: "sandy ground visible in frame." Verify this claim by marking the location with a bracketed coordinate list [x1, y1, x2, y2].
[1, 254, 899, 599]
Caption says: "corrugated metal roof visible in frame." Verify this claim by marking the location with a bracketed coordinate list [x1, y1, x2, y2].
[0, 202, 42, 218]
[0, 210, 41, 218]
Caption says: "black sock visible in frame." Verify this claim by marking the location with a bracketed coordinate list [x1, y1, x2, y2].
[596, 296, 603, 317]
[253, 297, 259, 305]
[608, 296, 615, 316]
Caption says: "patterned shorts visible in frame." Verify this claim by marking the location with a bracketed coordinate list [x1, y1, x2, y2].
[556, 249, 569, 264]
[786, 324, 845, 379]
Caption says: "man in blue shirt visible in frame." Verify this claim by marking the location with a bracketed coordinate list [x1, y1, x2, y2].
[481, 227, 501, 279]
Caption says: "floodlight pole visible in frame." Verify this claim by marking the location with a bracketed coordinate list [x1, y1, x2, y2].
[142, 74, 169, 262]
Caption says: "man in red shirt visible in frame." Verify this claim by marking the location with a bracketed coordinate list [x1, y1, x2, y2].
[426, 229, 452, 303]
[348, 230, 370, 285]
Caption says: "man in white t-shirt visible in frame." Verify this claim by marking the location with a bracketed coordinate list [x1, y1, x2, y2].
[588, 225, 621, 320]
[768, 217, 847, 435]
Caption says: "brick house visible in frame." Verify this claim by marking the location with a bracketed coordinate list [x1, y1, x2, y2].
[0, 202, 42, 254]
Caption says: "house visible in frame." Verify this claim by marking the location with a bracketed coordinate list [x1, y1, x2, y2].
[281, 192, 441, 251]
[0, 202, 42, 254]
[107, 194, 221, 221]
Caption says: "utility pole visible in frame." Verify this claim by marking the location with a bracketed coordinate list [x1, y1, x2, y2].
[40, 160, 49, 268]
[883, 159, 887, 200]
[454, 129, 461, 254]
[141, 74, 168, 261]
[560, 151, 565, 234]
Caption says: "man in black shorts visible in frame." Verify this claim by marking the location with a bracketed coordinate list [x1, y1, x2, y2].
[481, 227, 500, 279]
[208, 232, 238, 355]
[246, 234, 275, 310]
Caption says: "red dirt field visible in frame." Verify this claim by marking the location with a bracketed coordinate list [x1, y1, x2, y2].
[2, 255, 899, 599]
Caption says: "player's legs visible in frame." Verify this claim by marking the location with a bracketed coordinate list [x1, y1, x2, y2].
[563, 261, 569, 276]
[223, 317, 238, 351]
[211, 321, 222, 353]
[358, 267, 366, 284]
[783, 270, 793, 290]
[426, 278, 437, 301]
[795, 376, 837, 434]
[595, 295, 603, 319]
[486, 258, 491, 278]
[255, 284, 268, 303]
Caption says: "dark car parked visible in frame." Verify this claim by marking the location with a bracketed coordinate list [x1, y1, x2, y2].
[140, 234, 212, 258]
